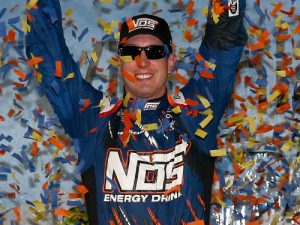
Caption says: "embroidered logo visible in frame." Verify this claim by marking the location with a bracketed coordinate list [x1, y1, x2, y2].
[130, 18, 159, 32]
[228, 0, 239, 17]
[144, 102, 160, 111]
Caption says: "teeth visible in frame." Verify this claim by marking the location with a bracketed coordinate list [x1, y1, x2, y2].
[136, 74, 152, 79]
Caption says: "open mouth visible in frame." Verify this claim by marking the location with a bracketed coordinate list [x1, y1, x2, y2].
[135, 73, 153, 80]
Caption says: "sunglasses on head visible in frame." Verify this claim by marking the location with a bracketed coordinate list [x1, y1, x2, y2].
[118, 45, 171, 60]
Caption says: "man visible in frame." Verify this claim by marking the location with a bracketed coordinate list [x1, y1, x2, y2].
[26, 0, 247, 224]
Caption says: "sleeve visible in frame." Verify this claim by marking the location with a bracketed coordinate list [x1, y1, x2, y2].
[26, 0, 103, 139]
[180, 0, 248, 154]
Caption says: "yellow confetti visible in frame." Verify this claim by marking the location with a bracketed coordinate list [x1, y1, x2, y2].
[63, 72, 75, 80]
[244, 117, 256, 133]
[22, 19, 28, 32]
[114, 32, 120, 40]
[215, 196, 225, 207]
[91, 51, 98, 63]
[32, 200, 46, 212]
[248, 137, 256, 148]
[107, 58, 120, 67]
[296, 156, 300, 164]
[227, 116, 243, 124]
[293, 48, 300, 57]
[240, 160, 255, 170]
[206, 61, 216, 70]
[100, 0, 112, 3]
[281, 141, 295, 152]
[26, 0, 38, 9]
[257, 88, 266, 95]
[280, 22, 289, 30]
[171, 106, 181, 114]
[195, 128, 207, 138]
[201, 7, 208, 16]
[269, 89, 281, 102]
[37, 72, 42, 83]
[212, 8, 220, 24]
[64, 8, 73, 17]
[210, 148, 227, 157]
[271, 214, 280, 225]
[135, 109, 141, 125]
[117, 0, 126, 7]
[197, 95, 211, 108]
[123, 92, 131, 107]
[275, 70, 287, 77]
[32, 130, 43, 143]
[143, 123, 158, 131]
[120, 55, 133, 62]
[274, 14, 283, 28]
[200, 113, 213, 128]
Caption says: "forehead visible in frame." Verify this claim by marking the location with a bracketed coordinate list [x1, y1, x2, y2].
[125, 34, 163, 45]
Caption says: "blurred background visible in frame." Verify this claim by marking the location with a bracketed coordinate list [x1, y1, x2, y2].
[0, 0, 299, 224]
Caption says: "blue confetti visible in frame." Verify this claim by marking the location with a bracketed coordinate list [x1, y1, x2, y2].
[0, 8, 6, 19]
[78, 27, 88, 42]
[0, 21, 6, 37]
[8, 16, 20, 25]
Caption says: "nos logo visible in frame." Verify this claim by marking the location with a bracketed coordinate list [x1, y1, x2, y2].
[103, 140, 190, 193]
[132, 18, 158, 31]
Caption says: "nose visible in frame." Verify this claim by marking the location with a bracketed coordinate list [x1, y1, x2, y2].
[136, 50, 150, 68]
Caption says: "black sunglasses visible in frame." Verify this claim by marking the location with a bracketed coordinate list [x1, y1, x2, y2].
[118, 45, 171, 60]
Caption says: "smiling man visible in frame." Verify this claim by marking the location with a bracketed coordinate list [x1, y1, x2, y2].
[26, 0, 247, 224]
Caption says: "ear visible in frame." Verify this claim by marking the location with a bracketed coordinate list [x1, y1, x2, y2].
[167, 53, 176, 74]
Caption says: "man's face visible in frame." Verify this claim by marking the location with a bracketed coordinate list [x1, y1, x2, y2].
[120, 34, 176, 100]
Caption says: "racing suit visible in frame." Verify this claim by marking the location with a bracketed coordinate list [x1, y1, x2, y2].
[26, 0, 247, 224]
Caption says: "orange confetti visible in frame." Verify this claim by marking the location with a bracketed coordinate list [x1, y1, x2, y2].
[186, 220, 205, 225]
[175, 72, 188, 85]
[186, 0, 195, 14]
[184, 30, 192, 42]
[42, 181, 48, 190]
[232, 93, 246, 102]
[187, 18, 198, 27]
[15, 93, 23, 101]
[13, 207, 21, 222]
[121, 70, 136, 83]
[55, 60, 62, 78]
[185, 98, 199, 106]
[13, 68, 27, 80]
[27, 56, 44, 66]
[200, 71, 214, 79]
[31, 141, 39, 156]
[80, 98, 91, 112]
[126, 18, 135, 31]
[55, 208, 71, 216]
[69, 193, 83, 199]
[3, 29, 16, 44]
[256, 124, 273, 133]
[270, 2, 283, 17]
[294, 22, 300, 33]
[7, 109, 15, 118]
[276, 102, 291, 114]
[47, 137, 65, 150]
[76, 184, 89, 195]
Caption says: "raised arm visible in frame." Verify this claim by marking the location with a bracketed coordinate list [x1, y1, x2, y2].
[26, 0, 103, 139]
[180, 0, 248, 152]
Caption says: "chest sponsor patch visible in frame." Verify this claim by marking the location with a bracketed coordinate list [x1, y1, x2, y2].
[103, 139, 191, 202]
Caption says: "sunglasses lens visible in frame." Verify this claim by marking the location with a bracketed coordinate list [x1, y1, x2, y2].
[119, 46, 141, 58]
[118, 45, 169, 60]
[144, 46, 168, 59]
